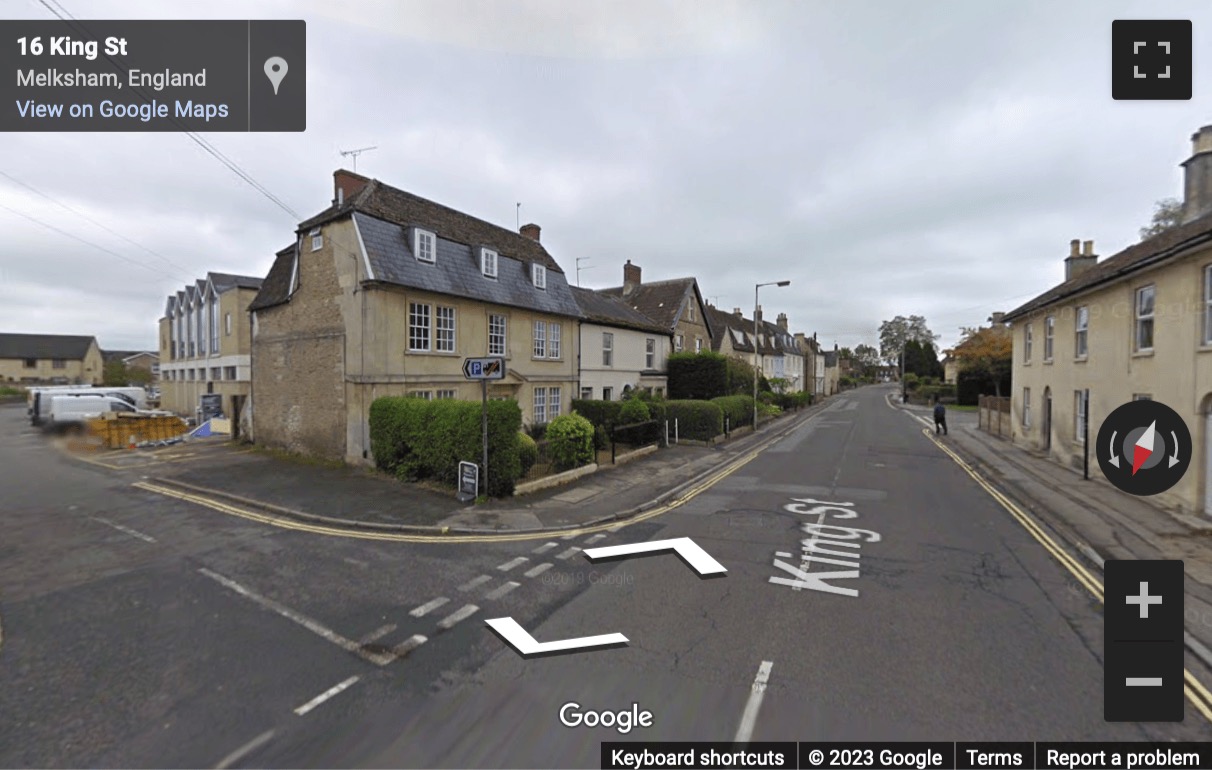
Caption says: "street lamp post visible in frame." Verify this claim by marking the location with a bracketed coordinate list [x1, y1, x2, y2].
[901, 339, 907, 403]
[754, 280, 791, 430]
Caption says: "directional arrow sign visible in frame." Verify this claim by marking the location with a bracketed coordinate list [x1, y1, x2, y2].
[1109, 430, 1120, 468]
[582, 537, 727, 578]
[462, 356, 506, 380]
[485, 616, 628, 658]
[1170, 431, 1181, 468]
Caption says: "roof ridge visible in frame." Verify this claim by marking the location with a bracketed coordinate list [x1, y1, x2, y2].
[361, 178, 542, 251]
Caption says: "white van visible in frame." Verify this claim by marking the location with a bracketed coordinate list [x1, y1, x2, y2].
[45, 395, 138, 432]
[27, 385, 94, 420]
[30, 386, 147, 426]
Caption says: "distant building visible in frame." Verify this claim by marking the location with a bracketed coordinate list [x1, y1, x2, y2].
[0, 333, 103, 385]
[599, 262, 713, 356]
[571, 286, 671, 401]
[103, 350, 161, 380]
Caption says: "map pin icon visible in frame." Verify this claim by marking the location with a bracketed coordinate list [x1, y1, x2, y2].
[264, 56, 288, 95]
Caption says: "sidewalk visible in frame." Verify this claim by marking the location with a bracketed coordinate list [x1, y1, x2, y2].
[897, 398, 1212, 666]
[152, 399, 832, 534]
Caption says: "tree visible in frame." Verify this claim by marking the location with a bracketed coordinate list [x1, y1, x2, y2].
[879, 315, 939, 366]
[1140, 197, 1183, 240]
[853, 344, 881, 370]
[952, 325, 1012, 397]
[904, 340, 943, 379]
[102, 360, 152, 387]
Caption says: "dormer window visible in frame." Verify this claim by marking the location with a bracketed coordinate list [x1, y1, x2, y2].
[310, 227, 322, 251]
[481, 248, 498, 278]
[415, 229, 435, 263]
[532, 263, 546, 290]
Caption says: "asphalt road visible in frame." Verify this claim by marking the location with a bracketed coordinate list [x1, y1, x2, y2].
[0, 387, 1205, 769]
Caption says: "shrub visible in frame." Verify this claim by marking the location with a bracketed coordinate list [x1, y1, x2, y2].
[918, 384, 957, 404]
[544, 413, 595, 471]
[839, 376, 856, 389]
[618, 398, 651, 424]
[668, 351, 729, 400]
[524, 421, 548, 440]
[903, 372, 921, 391]
[571, 399, 622, 430]
[711, 395, 754, 429]
[517, 432, 538, 476]
[594, 424, 610, 451]
[665, 400, 724, 441]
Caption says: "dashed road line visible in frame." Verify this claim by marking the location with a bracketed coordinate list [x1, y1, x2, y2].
[214, 730, 276, 769]
[358, 624, 397, 644]
[484, 581, 520, 600]
[523, 562, 553, 578]
[532, 541, 559, 554]
[560, 533, 578, 540]
[556, 546, 581, 560]
[392, 634, 427, 657]
[458, 575, 492, 592]
[198, 568, 393, 666]
[436, 604, 479, 631]
[90, 516, 157, 543]
[409, 597, 450, 618]
[585, 534, 607, 544]
[293, 675, 360, 716]
[733, 660, 773, 743]
[497, 556, 528, 572]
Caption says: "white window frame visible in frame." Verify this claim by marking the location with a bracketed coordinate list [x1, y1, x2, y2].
[414, 229, 436, 263]
[1022, 387, 1031, 428]
[310, 227, 322, 252]
[533, 387, 547, 425]
[1075, 306, 1089, 358]
[645, 338, 655, 369]
[547, 322, 561, 359]
[481, 248, 498, 278]
[225, 312, 232, 336]
[1135, 285, 1155, 352]
[1075, 390, 1088, 444]
[1023, 323, 1033, 362]
[602, 332, 614, 366]
[435, 306, 456, 353]
[602, 386, 613, 401]
[408, 390, 433, 400]
[408, 302, 431, 352]
[1043, 316, 1053, 361]
[533, 320, 547, 359]
[580, 386, 593, 399]
[549, 386, 561, 418]
[488, 314, 507, 356]
[675, 334, 684, 352]
[436, 389, 457, 400]
[532, 263, 547, 290]
[695, 338, 702, 353]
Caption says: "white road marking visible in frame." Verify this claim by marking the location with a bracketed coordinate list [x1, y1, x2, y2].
[358, 624, 397, 644]
[90, 516, 156, 543]
[560, 533, 578, 540]
[293, 675, 360, 716]
[497, 556, 529, 572]
[342, 557, 369, 568]
[484, 581, 521, 600]
[409, 597, 450, 617]
[734, 660, 773, 743]
[392, 634, 427, 657]
[556, 547, 582, 560]
[532, 541, 559, 554]
[197, 568, 393, 666]
[583, 537, 727, 577]
[214, 730, 276, 769]
[436, 604, 479, 631]
[523, 563, 553, 578]
[585, 534, 607, 544]
[458, 575, 492, 592]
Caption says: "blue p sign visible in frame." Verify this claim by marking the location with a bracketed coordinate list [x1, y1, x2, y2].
[471, 361, 482, 377]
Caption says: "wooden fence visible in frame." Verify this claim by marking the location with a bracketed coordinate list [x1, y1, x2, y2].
[978, 395, 1012, 438]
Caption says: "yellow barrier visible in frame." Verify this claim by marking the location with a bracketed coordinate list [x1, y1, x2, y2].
[86, 413, 190, 449]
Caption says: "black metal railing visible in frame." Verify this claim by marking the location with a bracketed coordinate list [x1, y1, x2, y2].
[610, 420, 661, 463]
[520, 433, 596, 481]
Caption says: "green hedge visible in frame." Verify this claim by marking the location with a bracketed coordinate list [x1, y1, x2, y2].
[545, 413, 595, 471]
[711, 395, 754, 429]
[518, 432, 538, 476]
[619, 398, 651, 424]
[368, 396, 522, 497]
[918, 384, 957, 404]
[665, 400, 724, 441]
[571, 399, 622, 429]
[668, 351, 729, 400]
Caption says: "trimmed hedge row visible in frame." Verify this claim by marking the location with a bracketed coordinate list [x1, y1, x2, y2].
[545, 413, 595, 471]
[668, 351, 729, 400]
[368, 396, 522, 497]
[571, 399, 622, 429]
[711, 395, 754, 429]
[665, 400, 724, 441]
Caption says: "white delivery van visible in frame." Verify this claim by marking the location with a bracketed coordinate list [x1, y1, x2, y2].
[27, 385, 94, 421]
[45, 395, 138, 432]
[30, 386, 147, 426]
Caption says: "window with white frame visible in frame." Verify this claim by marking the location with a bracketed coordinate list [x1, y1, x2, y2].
[488, 314, 506, 356]
[1205, 265, 1212, 345]
[1023, 387, 1031, 427]
[1075, 306, 1089, 358]
[437, 389, 457, 399]
[1074, 389, 1088, 443]
[695, 338, 703, 352]
[1043, 316, 1053, 361]
[1135, 285, 1155, 352]
[532, 263, 546, 289]
[408, 391, 433, 400]
[210, 297, 219, 353]
[645, 338, 655, 369]
[675, 334, 684, 352]
[1023, 323, 1033, 362]
[310, 227, 322, 251]
[549, 386, 561, 418]
[580, 386, 593, 399]
[414, 229, 435, 263]
[533, 387, 547, 425]
[547, 323, 561, 358]
[481, 248, 498, 278]
[435, 306, 455, 352]
[533, 320, 547, 358]
[408, 302, 431, 351]
[602, 386, 613, 401]
[602, 332, 614, 366]
[225, 312, 232, 336]
[686, 302, 695, 322]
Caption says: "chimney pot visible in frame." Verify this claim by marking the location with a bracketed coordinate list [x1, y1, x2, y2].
[519, 223, 541, 242]
[733, 307, 743, 318]
[622, 260, 642, 296]
[1070, 239, 1080, 257]
[1082, 240, 1094, 256]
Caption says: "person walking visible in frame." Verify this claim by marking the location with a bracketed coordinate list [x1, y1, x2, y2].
[933, 397, 948, 436]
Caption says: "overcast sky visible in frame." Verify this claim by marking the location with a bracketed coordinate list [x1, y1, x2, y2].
[4, 0, 1212, 354]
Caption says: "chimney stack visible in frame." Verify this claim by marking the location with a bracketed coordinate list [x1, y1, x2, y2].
[622, 260, 641, 297]
[776, 312, 789, 331]
[1064, 238, 1098, 281]
[520, 223, 541, 242]
[754, 306, 763, 324]
[989, 311, 1006, 325]
[333, 169, 370, 206]
[1182, 125, 1212, 224]
[734, 307, 743, 318]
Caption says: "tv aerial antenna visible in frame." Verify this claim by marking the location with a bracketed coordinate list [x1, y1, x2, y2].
[339, 146, 378, 173]
[576, 257, 596, 287]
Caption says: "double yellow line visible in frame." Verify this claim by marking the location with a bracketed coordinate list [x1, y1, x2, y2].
[922, 427, 1212, 724]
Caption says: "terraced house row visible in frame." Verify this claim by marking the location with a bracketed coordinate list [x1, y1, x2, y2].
[159, 169, 837, 465]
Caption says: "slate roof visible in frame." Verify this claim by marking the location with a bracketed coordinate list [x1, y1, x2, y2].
[209, 273, 264, 292]
[704, 305, 798, 357]
[299, 176, 564, 274]
[569, 287, 669, 335]
[0, 333, 96, 360]
[355, 213, 580, 318]
[599, 278, 703, 333]
[248, 244, 298, 312]
[1004, 211, 1212, 322]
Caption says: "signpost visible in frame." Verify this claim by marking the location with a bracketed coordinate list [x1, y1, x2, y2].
[457, 461, 479, 503]
[199, 393, 223, 422]
[462, 357, 507, 497]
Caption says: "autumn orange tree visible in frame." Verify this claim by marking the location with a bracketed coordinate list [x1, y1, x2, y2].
[951, 325, 1012, 397]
